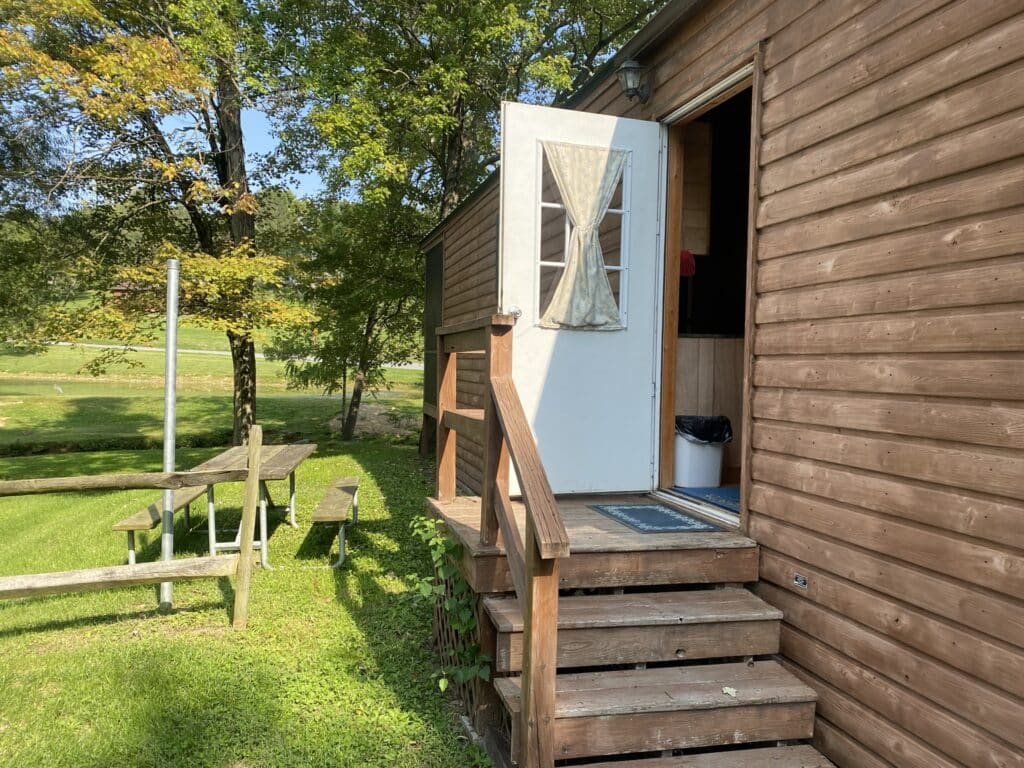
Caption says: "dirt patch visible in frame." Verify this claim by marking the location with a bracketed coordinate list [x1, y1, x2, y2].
[328, 402, 419, 438]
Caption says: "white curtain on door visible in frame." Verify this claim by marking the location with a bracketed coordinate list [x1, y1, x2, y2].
[539, 140, 627, 330]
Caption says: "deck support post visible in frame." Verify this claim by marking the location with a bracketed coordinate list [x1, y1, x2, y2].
[437, 347, 458, 502]
[520, 513, 559, 768]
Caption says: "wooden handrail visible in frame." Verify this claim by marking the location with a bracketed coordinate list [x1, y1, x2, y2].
[488, 375, 566, 768]
[434, 315, 566, 768]
[0, 469, 249, 497]
[489, 376, 569, 560]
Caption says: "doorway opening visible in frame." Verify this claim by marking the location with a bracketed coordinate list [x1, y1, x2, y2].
[658, 84, 753, 524]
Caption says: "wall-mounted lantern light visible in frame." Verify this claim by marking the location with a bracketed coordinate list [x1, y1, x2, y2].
[616, 59, 650, 103]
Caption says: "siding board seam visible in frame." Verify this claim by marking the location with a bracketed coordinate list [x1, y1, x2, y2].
[758, 156, 1024, 260]
[750, 479, 1024, 595]
[757, 581, 1024, 747]
[750, 512, 1024, 649]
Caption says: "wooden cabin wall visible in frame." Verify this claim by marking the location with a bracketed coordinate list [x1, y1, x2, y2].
[439, 184, 501, 492]
[575, 1, 1024, 766]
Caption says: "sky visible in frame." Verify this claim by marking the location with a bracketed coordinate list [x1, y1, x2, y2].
[242, 108, 325, 198]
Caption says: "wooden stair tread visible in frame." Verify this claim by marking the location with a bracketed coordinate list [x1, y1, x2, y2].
[583, 745, 836, 767]
[494, 661, 816, 719]
[484, 588, 781, 632]
[430, 495, 756, 554]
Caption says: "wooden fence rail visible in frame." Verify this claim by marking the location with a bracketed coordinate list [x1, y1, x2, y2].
[0, 426, 263, 629]
[436, 315, 569, 768]
[0, 469, 249, 497]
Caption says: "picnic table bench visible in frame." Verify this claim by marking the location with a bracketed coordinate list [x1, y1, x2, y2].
[113, 485, 204, 565]
[113, 443, 317, 568]
[312, 477, 360, 568]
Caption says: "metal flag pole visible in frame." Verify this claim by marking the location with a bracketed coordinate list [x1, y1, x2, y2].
[159, 258, 180, 609]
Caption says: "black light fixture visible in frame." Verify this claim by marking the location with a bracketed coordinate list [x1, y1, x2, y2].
[616, 58, 649, 103]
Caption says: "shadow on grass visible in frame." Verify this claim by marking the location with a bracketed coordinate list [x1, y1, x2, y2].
[0, 600, 227, 640]
[0, 391, 340, 457]
[133, 501, 288, 563]
[76, 642, 294, 768]
[310, 441, 463, 728]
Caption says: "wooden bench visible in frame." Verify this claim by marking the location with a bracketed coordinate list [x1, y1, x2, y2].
[113, 486, 206, 564]
[312, 477, 359, 568]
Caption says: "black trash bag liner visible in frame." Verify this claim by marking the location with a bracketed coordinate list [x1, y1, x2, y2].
[675, 415, 733, 444]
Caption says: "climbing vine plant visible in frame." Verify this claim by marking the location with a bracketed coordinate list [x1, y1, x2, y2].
[411, 516, 491, 693]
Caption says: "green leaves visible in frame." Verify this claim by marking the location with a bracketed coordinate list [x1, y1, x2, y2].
[410, 514, 491, 694]
[271, 0, 663, 213]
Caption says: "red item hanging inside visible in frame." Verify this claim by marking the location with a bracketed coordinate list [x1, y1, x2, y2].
[679, 249, 697, 277]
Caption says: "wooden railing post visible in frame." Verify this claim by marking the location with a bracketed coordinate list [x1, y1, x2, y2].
[436, 343, 457, 502]
[520, 516, 559, 768]
[481, 324, 512, 546]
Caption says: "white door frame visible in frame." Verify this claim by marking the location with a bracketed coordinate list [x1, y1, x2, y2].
[498, 101, 667, 494]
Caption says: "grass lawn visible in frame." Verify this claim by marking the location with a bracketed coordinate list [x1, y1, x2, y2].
[0, 442, 487, 767]
[0, 336, 478, 765]
[0, 346, 425, 454]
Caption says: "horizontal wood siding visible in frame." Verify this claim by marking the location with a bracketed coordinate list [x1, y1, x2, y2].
[575, 0, 1024, 766]
[427, 0, 1024, 761]
[439, 185, 501, 493]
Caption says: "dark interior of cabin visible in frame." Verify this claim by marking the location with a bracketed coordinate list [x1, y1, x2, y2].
[669, 88, 752, 506]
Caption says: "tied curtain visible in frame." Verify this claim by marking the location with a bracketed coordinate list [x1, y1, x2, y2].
[539, 140, 628, 330]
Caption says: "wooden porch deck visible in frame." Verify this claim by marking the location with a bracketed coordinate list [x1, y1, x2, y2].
[427, 494, 760, 593]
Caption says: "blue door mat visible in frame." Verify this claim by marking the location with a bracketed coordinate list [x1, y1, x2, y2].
[589, 503, 722, 534]
[672, 485, 741, 514]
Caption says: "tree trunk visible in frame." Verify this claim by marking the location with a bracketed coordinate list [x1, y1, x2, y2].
[340, 310, 378, 440]
[439, 97, 467, 218]
[340, 369, 364, 441]
[229, 331, 257, 445]
[215, 60, 257, 444]
[418, 413, 437, 456]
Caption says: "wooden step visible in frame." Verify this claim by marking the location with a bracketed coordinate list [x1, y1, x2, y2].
[430, 496, 759, 592]
[583, 744, 836, 767]
[494, 661, 817, 761]
[484, 588, 782, 671]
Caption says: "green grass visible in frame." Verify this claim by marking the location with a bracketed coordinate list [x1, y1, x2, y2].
[0, 444, 487, 767]
[5, 343, 291, 383]
[0, 333, 471, 766]
[0, 347, 425, 454]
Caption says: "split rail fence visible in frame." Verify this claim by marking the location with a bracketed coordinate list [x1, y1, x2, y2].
[0, 425, 265, 629]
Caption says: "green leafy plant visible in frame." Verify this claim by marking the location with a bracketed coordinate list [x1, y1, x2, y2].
[411, 515, 491, 693]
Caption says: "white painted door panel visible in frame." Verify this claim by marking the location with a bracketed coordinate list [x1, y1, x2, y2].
[499, 101, 664, 494]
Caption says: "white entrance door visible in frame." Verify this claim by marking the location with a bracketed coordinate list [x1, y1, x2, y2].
[499, 101, 665, 494]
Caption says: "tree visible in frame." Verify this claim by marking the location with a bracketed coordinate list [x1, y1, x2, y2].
[261, 1, 661, 444]
[269, 198, 427, 439]
[0, 0, 287, 443]
[266, 0, 663, 215]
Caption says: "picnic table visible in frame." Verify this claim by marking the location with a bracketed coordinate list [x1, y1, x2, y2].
[194, 443, 317, 568]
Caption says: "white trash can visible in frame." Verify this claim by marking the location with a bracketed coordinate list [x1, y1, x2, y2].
[673, 415, 733, 488]
[674, 434, 724, 488]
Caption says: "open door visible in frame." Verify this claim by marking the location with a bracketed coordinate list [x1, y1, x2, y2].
[499, 101, 665, 494]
